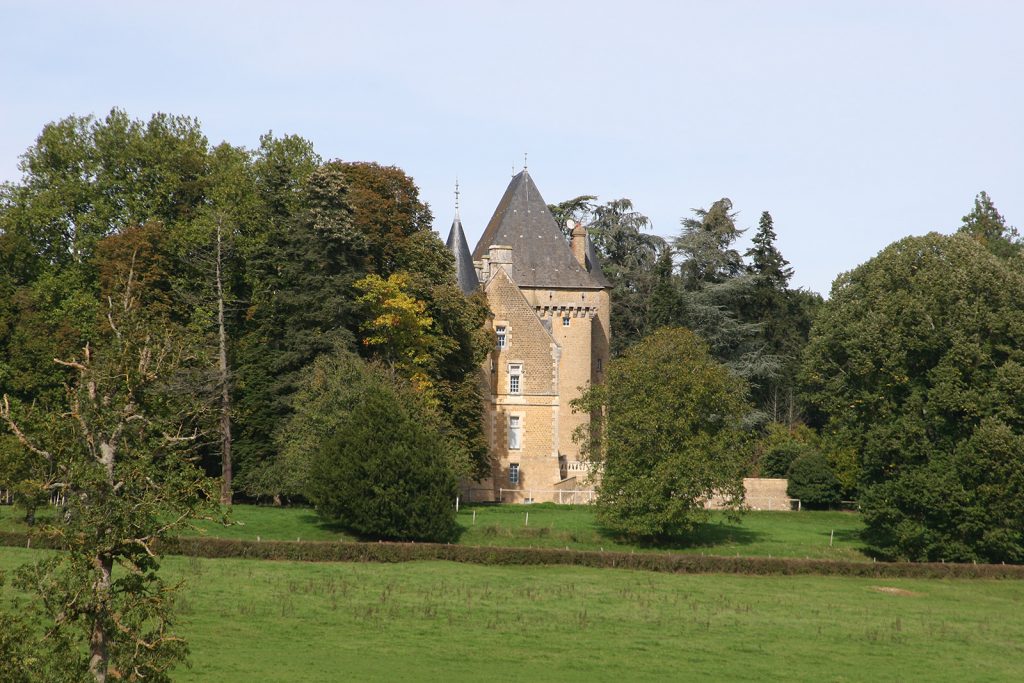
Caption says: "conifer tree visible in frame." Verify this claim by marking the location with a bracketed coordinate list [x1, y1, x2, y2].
[747, 212, 792, 288]
[306, 361, 460, 542]
[958, 191, 1021, 260]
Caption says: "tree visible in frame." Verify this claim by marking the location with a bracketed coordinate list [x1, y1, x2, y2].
[666, 200, 782, 395]
[957, 191, 1021, 260]
[304, 358, 460, 542]
[786, 452, 841, 509]
[333, 161, 434, 275]
[0, 284, 217, 682]
[802, 232, 1024, 562]
[548, 195, 597, 238]
[233, 161, 361, 499]
[573, 328, 751, 541]
[675, 198, 745, 290]
[755, 422, 818, 478]
[741, 211, 821, 419]
[746, 211, 792, 289]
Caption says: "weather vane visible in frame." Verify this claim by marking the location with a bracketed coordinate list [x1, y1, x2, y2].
[454, 178, 460, 216]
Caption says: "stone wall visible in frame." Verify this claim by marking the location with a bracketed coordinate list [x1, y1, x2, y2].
[706, 478, 794, 511]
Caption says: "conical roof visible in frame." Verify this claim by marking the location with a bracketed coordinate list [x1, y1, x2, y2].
[445, 214, 480, 295]
[473, 170, 607, 289]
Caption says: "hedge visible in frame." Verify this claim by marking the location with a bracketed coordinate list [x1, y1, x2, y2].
[1, 530, 1022, 580]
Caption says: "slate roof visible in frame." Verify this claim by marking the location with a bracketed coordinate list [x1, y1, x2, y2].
[445, 214, 480, 295]
[472, 170, 608, 290]
[585, 236, 611, 288]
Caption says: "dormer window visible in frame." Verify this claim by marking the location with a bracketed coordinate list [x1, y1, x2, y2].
[496, 325, 507, 349]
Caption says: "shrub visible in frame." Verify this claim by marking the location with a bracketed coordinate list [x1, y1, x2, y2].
[786, 452, 841, 508]
[306, 374, 460, 543]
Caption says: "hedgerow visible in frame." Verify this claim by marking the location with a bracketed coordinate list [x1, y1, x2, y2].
[2, 530, 1022, 579]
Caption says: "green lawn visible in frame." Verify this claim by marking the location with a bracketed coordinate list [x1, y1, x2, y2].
[0, 502, 868, 560]
[3, 548, 1022, 681]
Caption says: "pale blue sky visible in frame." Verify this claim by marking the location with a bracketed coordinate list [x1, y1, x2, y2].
[2, 1, 1021, 294]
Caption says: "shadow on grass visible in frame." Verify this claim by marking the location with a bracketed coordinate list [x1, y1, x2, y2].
[302, 513, 351, 536]
[623, 521, 765, 552]
[829, 528, 862, 543]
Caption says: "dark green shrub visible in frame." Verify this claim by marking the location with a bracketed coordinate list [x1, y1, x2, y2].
[306, 378, 460, 543]
[787, 452, 841, 509]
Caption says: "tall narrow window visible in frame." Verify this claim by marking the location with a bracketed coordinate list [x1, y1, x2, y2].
[562, 315, 570, 327]
[509, 462, 520, 484]
[508, 363, 522, 394]
[496, 325, 506, 349]
[508, 416, 521, 450]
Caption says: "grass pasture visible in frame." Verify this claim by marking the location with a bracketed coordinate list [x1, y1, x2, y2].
[0, 503, 869, 561]
[3, 548, 1022, 681]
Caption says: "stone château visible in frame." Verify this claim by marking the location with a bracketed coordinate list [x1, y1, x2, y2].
[446, 170, 611, 503]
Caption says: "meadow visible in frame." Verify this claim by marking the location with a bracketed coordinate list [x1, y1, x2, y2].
[0, 503, 869, 561]
[2, 548, 1022, 682]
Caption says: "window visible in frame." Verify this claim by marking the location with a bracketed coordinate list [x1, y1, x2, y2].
[508, 416, 521, 450]
[508, 363, 522, 394]
[496, 325, 506, 349]
[509, 462, 520, 484]
[562, 315, 570, 327]
[597, 358, 603, 373]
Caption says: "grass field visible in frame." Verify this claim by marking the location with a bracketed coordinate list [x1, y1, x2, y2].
[2, 548, 1022, 681]
[0, 503, 869, 561]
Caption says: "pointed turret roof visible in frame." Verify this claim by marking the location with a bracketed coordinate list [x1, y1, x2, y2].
[473, 170, 607, 289]
[445, 214, 480, 295]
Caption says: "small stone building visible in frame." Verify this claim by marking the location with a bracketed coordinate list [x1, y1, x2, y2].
[446, 171, 611, 503]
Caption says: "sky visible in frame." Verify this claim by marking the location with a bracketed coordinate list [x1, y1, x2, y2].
[1, 0, 1021, 295]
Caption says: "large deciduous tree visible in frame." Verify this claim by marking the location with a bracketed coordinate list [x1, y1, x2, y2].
[574, 328, 751, 541]
[0, 285, 217, 682]
[802, 232, 1024, 562]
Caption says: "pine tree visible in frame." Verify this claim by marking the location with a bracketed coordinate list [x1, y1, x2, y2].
[958, 191, 1021, 259]
[747, 212, 792, 289]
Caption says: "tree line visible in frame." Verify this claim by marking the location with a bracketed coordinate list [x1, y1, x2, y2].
[0, 109, 491, 508]
[566, 189, 1024, 564]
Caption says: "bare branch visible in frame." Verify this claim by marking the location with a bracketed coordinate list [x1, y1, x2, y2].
[54, 358, 87, 373]
[0, 394, 54, 463]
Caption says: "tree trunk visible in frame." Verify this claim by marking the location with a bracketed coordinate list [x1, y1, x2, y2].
[88, 552, 113, 682]
[216, 221, 233, 505]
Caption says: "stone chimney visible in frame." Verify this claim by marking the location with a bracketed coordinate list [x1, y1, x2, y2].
[569, 220, 588, 269]
[488, 244, 513, 271]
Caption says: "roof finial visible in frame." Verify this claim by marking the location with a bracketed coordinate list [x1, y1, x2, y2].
[454, 177, 460, 219]
[523, 152, 528, 172]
